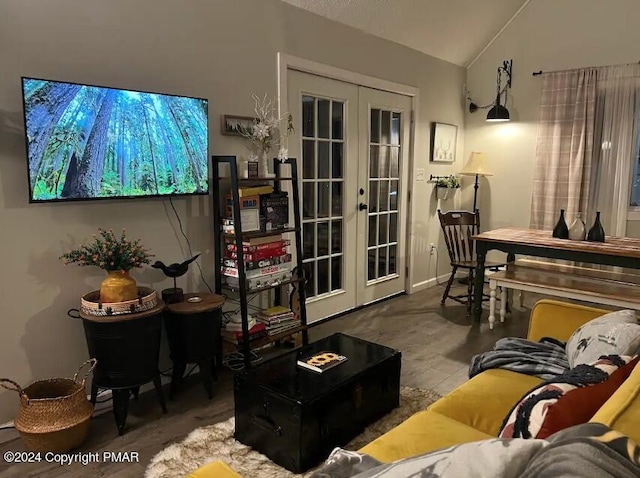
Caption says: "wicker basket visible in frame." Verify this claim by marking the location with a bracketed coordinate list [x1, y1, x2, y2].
[0, 359, 96, 453]
[80, 287, 157, 317]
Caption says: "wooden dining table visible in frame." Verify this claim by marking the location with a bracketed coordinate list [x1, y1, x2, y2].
[471, 228, 640, 323]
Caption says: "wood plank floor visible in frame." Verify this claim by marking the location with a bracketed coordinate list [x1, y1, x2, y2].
[0, 285, 530, 477]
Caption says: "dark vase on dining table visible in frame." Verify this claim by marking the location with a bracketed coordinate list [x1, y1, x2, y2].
[552, 209, 569, 239]
[587, 211, 606, 242]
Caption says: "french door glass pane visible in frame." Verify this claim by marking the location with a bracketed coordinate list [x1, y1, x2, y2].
[370, 109, 380, 143]
[368, 108, 402, 282]
[303, 183, 315, 219]
[301, 94, 346, 298]
[381, 111, 391, 144]
[379, 146, 390, 178]
[331, 256, 342, 290]
[368, 215, 377, 247]
[331, 219, 342, 254]
[389, 213, 398, 243]
[303, 140, 315, 179]
[368, 249, 377, 280]
[302, 96, 314, 138]
[317, 181, 330, 218]
[318, 141, 330, 179]
[369, 145, 379, 179]
[317, 258, 329, 294]
[391, 113, 400, 145]
[379, 214, 388, 245]
[390, 180, 398, 210]
[390, 147, 399, 178]
[389, 244, 397, 274]
[369, 181, 378, 213]
[303, 223, 315, 258]
[331, 182, 342, 216]
[317, 221, 329, 256]
[379, 181, 389, 212]
[332, 143, 343, 178]
[332, 102, 344, 140]
[378, 246, 388, 277]
[318, 99, 330, 139]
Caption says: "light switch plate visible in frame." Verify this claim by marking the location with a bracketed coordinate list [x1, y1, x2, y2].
[416, 169, 425, 181]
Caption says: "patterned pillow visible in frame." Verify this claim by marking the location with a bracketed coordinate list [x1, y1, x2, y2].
[499, 355, 637, 439]
[566, 309, 640, 368]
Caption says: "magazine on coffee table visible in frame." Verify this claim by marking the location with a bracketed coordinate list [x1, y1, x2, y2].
[297, 351, 347, 373]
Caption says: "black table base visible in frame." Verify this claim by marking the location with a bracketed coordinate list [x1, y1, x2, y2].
[169, 358, 218, 399]
[164, 295, 223, 400]
[90, 379, 167, 436]
[81, 303, 167, 435]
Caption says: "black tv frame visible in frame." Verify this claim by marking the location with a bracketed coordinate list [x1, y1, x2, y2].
[21, 76, 210, 204]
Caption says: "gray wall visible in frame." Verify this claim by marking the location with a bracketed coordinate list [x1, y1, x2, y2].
[465, 0, 640, 234]
[0, 0, 465, 423]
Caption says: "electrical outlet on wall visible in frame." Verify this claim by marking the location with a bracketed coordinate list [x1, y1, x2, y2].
[430, 243, 436, 255]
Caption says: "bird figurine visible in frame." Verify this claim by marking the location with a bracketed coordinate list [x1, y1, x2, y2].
[152, 254, 200, 303]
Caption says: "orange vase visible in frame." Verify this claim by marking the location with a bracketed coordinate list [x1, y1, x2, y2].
[100, 270, 138, 303]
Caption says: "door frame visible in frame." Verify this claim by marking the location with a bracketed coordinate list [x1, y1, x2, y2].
[277, 52, 420, 295]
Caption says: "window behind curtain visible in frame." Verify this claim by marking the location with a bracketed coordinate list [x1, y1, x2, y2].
[628, 129, 640, 206]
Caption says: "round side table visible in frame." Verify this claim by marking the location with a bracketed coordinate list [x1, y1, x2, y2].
[164, 292, 225, 399]
[79, 301, 167, 435]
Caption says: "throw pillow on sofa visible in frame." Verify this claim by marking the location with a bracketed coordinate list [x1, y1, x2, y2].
[500, 355, 638, 439]
[565, 309, 639, 368]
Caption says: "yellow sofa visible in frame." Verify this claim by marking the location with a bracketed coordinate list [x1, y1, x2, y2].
[190, 299, 640, 476]
[360, 299, 640, 462]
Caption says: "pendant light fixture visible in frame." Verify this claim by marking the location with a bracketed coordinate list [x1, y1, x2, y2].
[468, 60, 513, 122]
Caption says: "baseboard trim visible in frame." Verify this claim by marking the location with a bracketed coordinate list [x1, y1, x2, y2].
[307, 291, 406, 327]
[0, 375, 173, 446]
[0, 422, 17, 445]
[411, 273, 451, 293]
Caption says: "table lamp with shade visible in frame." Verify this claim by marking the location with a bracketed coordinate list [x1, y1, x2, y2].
[459, 152, 493, 213]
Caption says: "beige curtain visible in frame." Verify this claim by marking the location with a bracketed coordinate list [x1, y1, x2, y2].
[530, 69, 598, 230]
[589, 64, 640, 237]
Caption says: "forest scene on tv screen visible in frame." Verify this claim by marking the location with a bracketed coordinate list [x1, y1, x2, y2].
[23, 78, 209, 201]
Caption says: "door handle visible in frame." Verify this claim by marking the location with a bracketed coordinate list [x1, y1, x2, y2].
[359, 203, 368, 211]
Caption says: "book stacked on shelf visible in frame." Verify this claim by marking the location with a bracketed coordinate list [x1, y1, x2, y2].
[223, 237, 293, 290]
[223, 187, 289, 234]
[256, 305, 300, 336]
[222, 312, 268, 345]
[261, 191, 289, 231]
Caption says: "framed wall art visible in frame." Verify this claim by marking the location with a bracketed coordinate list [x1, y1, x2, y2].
[430, 122, 457, 162]
[221, 115, 257, 136]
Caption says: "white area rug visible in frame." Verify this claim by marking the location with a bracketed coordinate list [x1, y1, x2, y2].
[145, 386, 440, 478]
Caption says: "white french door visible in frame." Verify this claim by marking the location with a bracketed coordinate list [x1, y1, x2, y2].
[288, 71, 359, 322]
[288, 70, 411, 323]
[357, 89, 411, 304]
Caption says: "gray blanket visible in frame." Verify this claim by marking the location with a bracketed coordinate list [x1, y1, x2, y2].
[468, 337, 569, 380]
[310, 423, 640, 478]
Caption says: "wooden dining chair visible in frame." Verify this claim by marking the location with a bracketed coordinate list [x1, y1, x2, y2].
[437, 210, 507, 314]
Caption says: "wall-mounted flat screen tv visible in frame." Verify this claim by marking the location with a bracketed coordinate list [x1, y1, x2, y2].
[22, 77, 209, 202]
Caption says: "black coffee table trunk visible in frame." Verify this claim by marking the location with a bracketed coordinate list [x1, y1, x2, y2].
[234, 333, 401, 473]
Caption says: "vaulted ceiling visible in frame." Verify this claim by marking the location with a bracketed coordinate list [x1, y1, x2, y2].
[280, 0, 529, 67]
